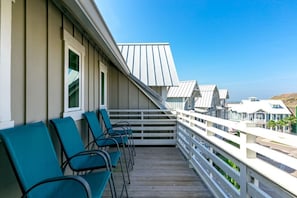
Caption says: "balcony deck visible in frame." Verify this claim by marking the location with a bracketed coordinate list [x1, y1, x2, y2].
[106, 109, 297, 197]
[105, 146, 214, 198]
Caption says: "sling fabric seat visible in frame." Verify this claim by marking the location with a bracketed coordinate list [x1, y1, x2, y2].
[83, 111, 132, 183]
[51, 117, 128, 197]
[0, 122, 111, 198]
[99, 109, 135, 161]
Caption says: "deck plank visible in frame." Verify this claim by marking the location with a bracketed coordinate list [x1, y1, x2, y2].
[104, 147, 214, 198]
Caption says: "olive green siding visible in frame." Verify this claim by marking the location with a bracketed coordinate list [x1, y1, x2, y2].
[1, 0, 158, 197]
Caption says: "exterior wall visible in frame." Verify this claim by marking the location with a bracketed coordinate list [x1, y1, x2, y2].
[108, 66, 156, 109]
[229, 110, 291, 132]
[166, 98, 185, 110]
[1, 0, 157, 197]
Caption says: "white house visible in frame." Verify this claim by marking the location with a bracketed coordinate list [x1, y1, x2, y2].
[166, 80, 200, 110]
[228, 97, 292, 132]
[219, 89, 229, 119]
[195, 85, 219, 116]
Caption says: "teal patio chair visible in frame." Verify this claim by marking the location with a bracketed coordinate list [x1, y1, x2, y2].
[83, 111, 132, 184]
[83, 111, 131, 184]
[0, 122, 111, 198]
[99, 109, 135, 160]
[51, 117, 128, 197]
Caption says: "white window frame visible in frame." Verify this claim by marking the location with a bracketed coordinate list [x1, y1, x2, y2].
[100, 63, 108, 108]
[63, 30, 85, 120]
[0, 0, 15, 129]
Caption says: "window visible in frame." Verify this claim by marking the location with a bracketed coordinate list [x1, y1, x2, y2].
[100, 63, 108, 107]
[63, 30, 85, 120]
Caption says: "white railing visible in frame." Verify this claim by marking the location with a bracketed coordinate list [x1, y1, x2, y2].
[176, 110, 297, 198]
[108, 109, 177, 145]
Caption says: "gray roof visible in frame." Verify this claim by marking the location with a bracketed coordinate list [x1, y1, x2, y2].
[195, 85, 218, 108]
[167, 80, 200, 98]
[118, 43, 179, 87]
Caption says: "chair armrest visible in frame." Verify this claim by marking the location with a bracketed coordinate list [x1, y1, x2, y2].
[95, 136, 121, 151]
[107, 126, 131, 136]
[23, 176, 91, 198]
[112, 121, 131, 128]
[62, 150, 111, 171]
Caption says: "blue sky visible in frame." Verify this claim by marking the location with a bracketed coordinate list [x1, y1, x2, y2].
[96, 0, 297, 101]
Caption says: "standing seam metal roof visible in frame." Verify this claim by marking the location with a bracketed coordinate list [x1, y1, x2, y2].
[219, 89, 229, 99]
[167, 80, 199, 98]
[195, 85, 218, 108]
[118, 43, 179, 87]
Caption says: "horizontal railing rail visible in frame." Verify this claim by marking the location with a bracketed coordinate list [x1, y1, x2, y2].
[108, 109, 177, 145]
[176, 110, 297, 198]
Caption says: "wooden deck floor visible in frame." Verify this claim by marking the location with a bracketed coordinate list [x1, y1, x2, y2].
[105, 147, 214, 198]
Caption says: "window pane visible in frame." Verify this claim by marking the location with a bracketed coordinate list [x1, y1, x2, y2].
[68, 49, 80, 108]
[101, 72, 105, 105]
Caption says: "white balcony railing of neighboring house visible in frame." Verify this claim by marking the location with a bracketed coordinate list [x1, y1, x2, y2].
[109, 109, 297, 198]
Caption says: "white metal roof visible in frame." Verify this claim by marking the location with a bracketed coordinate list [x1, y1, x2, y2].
[228, 98, 291, 114]
[167, 80, 199, 98]
[219, 89, 229, 99]
[118, 43, 179, 87]
[195, 85, 218, 108]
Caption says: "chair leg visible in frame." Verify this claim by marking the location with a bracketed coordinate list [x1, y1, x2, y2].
[127, 142, 134, 169]
[131, 134, 136, 157]
[121, 143, 131, 184]
[118, 157, 129, 198]
[109, 173, 117, 198]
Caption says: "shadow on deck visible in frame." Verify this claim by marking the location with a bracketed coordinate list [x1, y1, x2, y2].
[105, 147, 214, 198]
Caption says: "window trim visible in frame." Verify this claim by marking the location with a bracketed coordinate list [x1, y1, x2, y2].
[63, 29, 85, 120]
[100, 63, 108, 108]
[0, 0, 15, 129]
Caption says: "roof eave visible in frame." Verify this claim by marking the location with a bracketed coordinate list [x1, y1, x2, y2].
[54, 0, 130, 75]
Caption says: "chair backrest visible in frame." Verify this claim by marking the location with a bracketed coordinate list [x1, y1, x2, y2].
[83, 111, 105, 139]
[99, 109, 113, 131]
[0, 122, 63, 193]
[50, 117, 86, 166]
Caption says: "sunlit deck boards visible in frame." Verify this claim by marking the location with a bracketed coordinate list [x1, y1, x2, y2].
[124, 147, 214, 198]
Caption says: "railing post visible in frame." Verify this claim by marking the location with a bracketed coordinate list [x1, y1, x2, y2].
[240, 133, 256, 158]
[239, 124, 256, 198]
[206, 120, 215, 181]
[189, 130, 194, 168]
[206, 120, 214, 136]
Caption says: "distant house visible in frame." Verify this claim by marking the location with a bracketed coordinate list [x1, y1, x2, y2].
[228, 97, 292, 132]
[195, 85, 221, 117]
[118, 43, 179, 103]
[219, 89, 229, 119]
[166, 80, 200, 110]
